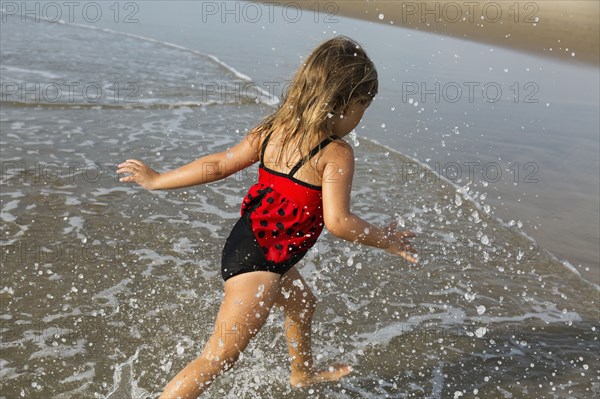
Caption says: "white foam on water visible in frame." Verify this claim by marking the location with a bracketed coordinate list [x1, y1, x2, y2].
[171, 237, 196, 256]
[0, 193, 29, 242]
[132, 248, 186, 276]
[2, 98, 266, 110]
[1, 9, 280, 107]
[102, 346, 156, 399]
[88, 186, 131, 195]
[353, 298, 582, 354]
[470, 300, 582, 324]
[134, 99, 260, 108]
[65, 195, 81, 206]
[42, 306, 83, 323]
[27, 331, 87, 360]
[63, 216, 86, 242]
[0, 358, 25, 380]
[430, 362, 446, 399]
[0, 199, 19, 222]
[1, 65, 62, 79]
[53, 379, 94, 399]
[60, 362, 95, 384]
[92, 279, 131, 308]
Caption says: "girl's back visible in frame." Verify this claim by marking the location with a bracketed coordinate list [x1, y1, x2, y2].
[258, 128, 348, 189]
[223, 127, 345, 280]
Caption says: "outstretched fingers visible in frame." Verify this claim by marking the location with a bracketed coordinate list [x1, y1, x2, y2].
[125, 159, 143, 166]
[399, 237, 417, 253]
[116, 159, 159, 189]
[384, 226, 419, 263]
[116, 160, 140, 180]
[399, 250, 418, 264]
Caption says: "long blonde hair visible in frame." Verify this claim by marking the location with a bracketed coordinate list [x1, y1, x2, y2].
[254, 35, 378, 171]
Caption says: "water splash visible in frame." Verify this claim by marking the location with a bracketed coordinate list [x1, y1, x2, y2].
[348, 130, 360, 147]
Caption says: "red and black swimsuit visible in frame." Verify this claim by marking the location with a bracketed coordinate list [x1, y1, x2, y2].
[221, 131, 340, 281]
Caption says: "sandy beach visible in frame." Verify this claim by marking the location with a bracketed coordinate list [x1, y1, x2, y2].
[258, 0, 599, 65]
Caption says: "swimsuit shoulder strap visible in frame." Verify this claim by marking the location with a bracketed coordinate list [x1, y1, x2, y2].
[260, 130, 273, 165]
[288, 134, 341, 178]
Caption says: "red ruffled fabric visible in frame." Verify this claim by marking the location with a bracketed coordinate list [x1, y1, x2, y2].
[241, 165, 324, 263]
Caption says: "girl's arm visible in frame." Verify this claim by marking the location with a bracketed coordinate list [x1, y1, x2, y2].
[322, 142, 417, 263]
[117, 131, 260, 190]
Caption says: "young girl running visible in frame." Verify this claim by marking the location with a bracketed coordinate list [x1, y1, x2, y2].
[117, 36, 417, 398]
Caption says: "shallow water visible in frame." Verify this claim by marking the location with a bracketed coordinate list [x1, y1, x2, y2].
[1, 12, 599, 399]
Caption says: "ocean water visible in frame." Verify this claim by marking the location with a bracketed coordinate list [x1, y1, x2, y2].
[31, 0, 598, 285]
[1, 8, 599, 399]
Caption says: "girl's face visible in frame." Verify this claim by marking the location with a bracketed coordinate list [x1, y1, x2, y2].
[329, 101, 371, 138]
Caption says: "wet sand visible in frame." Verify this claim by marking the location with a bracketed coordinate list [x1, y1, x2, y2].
[257, 0, 599, 65]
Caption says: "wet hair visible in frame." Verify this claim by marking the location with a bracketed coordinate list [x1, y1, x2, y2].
[252, 35, 378, 171]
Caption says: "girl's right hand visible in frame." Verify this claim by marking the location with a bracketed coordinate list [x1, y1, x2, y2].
[117, 159, 160, 190]
[382, 220, 418, 263]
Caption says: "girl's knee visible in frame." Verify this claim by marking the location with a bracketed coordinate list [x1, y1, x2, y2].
[302, 292, 317, 313]
[202, 349, 241, 373]
[211, 319, 258, 345]
[286, 296, 317, 322]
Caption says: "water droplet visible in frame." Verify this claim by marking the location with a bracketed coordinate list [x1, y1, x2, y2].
[348, 130, 360, 147]
[292, 279, 304, 290]
[454, 194, 463, 206]
[255, 284, 265, 298]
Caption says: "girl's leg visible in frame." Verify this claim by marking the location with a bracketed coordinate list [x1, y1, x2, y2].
[159, 271, 281, 399]
[274, 266, 352, 388]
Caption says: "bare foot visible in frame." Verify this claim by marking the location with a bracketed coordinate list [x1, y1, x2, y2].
[290, 363, 353, 388]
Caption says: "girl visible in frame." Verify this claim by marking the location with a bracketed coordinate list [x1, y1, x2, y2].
[117, 36, 417, 398]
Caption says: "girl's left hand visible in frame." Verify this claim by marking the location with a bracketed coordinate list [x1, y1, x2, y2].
[383, 220, 418, 263]
[117, 159, 159, 190]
